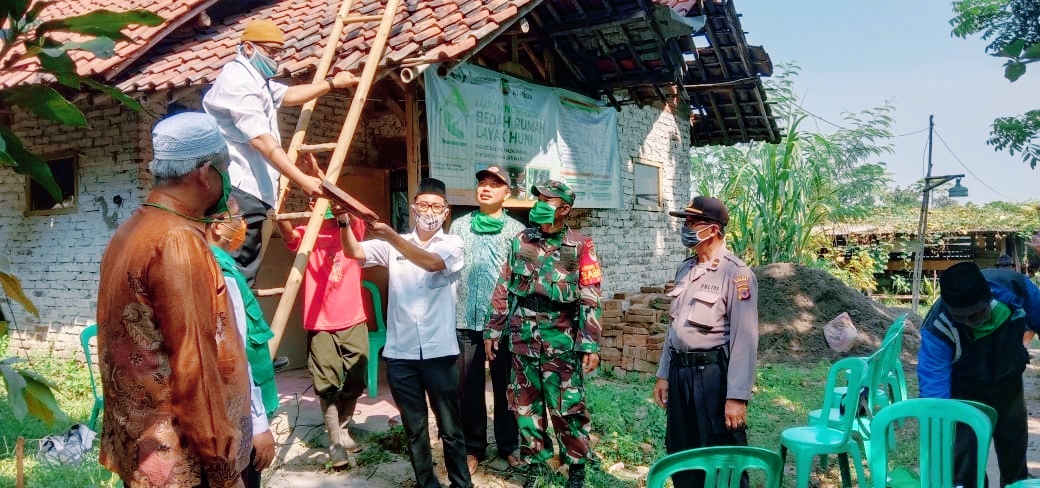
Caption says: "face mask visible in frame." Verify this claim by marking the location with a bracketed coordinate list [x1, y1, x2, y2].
[248, 44, 278, 79]
[681, 224, 714, 248]
[966, 300, 1010, 340]
[470, 211, 505, 234]
[205, 167, 233, 216]
[415, 209, 447, 232]
[221, 221, 247, 252]
[528, 201, 558, 225]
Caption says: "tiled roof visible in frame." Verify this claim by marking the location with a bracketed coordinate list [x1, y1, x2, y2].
[117, 0, 538, 92]
[0, 0, 216, 89]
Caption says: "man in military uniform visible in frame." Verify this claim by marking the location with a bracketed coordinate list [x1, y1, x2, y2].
[652, 196, 758, 488]
[484, 179, 602, 488]
[918, 261, 1040, 487]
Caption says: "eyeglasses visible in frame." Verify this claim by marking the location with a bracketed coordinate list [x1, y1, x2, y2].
[413, 202, 447, 212]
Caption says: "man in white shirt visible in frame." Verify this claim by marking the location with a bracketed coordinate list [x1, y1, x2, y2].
[203, 19, 358, 284]
[340, 178, 471, 488]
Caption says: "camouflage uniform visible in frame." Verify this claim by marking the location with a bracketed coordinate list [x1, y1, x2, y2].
[484, 226, 603, 466]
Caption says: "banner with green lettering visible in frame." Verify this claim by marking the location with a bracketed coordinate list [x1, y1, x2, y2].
[426, 63, 621, 209]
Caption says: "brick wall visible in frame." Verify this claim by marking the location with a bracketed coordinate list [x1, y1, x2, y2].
[1, 84, 692, 359]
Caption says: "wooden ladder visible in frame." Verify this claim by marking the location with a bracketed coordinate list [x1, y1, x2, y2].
[261, 0, 403, 357]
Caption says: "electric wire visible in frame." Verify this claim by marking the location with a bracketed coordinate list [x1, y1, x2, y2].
[788, 99, 928, 137]
[933, 129, 1013, 200]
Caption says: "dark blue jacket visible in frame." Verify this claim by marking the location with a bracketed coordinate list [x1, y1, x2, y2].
[918, 269, 1040, 398]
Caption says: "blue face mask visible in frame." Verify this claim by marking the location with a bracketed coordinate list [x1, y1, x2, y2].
[247, 45, 278, 79]
[681, 225, 714, 248]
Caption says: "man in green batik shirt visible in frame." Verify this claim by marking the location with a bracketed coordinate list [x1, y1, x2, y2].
[484, 179, 602, 488]
[449, 166, 526, 473]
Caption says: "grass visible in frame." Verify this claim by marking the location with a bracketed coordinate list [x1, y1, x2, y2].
[0, 329, 925, 487]
[0, 336, 120, 488]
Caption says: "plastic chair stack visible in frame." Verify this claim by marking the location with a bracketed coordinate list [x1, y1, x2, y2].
[646, 445, 783, 488]
[869, 398, 993, 488]
[809, 314, 907, 465]
[781, 356, 870, 488]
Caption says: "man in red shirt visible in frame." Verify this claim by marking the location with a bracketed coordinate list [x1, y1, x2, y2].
[277, 174, 368, 470]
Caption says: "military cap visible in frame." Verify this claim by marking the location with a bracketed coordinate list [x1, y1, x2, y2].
[531, 179, 575, 205]
[670, 196, 729, 226]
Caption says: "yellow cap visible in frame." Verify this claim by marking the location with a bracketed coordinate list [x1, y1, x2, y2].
[241, 19, 284, 45]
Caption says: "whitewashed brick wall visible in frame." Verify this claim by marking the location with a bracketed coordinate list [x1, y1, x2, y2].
[566, 104, 692, 297]
[1, 84, 691, 357]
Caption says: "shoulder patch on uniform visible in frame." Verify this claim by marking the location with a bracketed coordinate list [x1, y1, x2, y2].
[579, 238, 602, 286]
[734, 275, 751, 300]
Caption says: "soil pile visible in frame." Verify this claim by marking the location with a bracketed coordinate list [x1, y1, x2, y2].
[755, 263, 920, 364]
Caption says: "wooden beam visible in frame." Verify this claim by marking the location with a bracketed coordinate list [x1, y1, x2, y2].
[405, 87, 422, 220]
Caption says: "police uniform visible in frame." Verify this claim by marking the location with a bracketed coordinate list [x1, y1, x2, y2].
[659, 197, 758, 488]
[484, 184, 602, 469]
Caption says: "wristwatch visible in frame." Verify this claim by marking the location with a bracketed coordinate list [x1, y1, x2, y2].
[337, 218, 348, 228]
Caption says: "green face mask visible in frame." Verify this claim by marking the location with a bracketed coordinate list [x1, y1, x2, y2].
[967, 300, 1011, 340]
[206, 167, 233, 216]
[470, 211, 505, 234]
[528, 201, 557, 225]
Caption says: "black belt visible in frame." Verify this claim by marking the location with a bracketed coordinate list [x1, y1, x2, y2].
[516, 295, 576, 313]
[670, 347, 726, 368]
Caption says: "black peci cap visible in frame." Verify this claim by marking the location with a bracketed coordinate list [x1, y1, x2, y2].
[416, 178, 446, 198]
[939, 262, 993, 309]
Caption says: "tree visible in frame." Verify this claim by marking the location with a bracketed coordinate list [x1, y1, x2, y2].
[951, 0, 1040, 168]
[0, 1, 162, 200]
[690, 64, 895, 266]
[0, 1, 162, 424]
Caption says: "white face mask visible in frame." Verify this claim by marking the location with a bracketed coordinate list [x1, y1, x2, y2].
[414, 208, 447, 232]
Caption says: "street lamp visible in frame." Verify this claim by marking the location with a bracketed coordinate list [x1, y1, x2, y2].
[910, 115, 969, 312]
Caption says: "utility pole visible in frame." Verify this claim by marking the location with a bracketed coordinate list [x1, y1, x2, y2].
[910, 116, 934, 313]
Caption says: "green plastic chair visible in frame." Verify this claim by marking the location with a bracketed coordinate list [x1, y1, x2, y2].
[958, 399, 998, 428]
[80, 324, 103, 430]
[362, 280, 386, 397]
[868, 398, 993, 488]
[1006, 479, 1040, 487]
[879, 315, 909, 405]
[781, 357, 869, 488]
[811, 316, 906, 467]
[646, 446, 783, 488]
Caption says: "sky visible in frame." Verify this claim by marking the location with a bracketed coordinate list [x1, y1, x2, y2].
[734, 0, 1036, 204]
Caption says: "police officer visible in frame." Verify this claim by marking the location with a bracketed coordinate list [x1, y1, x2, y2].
[484, 179, 602, 488]
[652, 196, 758, 488]
[918, 261, 1040, 487]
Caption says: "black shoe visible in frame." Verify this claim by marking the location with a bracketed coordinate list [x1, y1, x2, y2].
[273, 356, 290, 372]
[566, 464, 585, 488]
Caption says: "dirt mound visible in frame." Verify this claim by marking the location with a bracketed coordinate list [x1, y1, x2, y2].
[755, 263, 920, 364]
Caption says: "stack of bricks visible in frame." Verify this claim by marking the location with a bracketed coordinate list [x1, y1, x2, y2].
[598, 283, 675, 378]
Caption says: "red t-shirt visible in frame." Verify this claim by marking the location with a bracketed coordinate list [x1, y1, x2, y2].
[285, 218, 367, 331]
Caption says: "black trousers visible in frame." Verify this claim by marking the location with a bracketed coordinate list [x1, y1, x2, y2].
[242, 448, 261, 488]
[386, 355, 472, 488]
[953, 375, 1029, 488]
[456, 329, 489, 459]
[229, 188, 270, 287]
[666, 357, 748, 488]
[489, 335, 519, 455]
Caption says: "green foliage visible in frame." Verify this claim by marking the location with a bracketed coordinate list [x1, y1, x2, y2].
[690, 64, 894, 266]
[0, 1, 161, 200]
[951, 0, 1040, 168]
[0, 350, 116, 487]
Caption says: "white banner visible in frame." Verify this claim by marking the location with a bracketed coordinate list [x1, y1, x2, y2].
[426, 63, 621, 209]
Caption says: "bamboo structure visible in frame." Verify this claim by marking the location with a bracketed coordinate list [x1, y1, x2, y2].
[265, 0, 403, 358]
